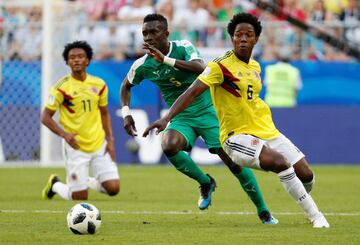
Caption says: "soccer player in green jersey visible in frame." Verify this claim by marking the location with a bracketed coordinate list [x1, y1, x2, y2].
[144, 13, 329, 228]
[120, 13, 277, 224]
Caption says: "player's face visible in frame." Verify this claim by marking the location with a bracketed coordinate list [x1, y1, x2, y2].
[232, 23, 258, 58]
[142, 20, 169, 50]
[67, 48, 89, 72]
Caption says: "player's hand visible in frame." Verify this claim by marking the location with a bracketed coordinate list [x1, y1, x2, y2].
[64, 132, 79, 149]
[143, 118, 169, 137]
[106, 139, 116, 162]
[142, 42, 164, 63]
[123, 115, 138, 136]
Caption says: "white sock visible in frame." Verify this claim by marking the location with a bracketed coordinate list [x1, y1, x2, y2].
[278, 167, 320, 220]
[52, 182, 71, 200]
[87, 177, 107, 193]
[303, 175, 315, 193]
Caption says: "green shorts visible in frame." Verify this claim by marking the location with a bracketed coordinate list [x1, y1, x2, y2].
[164, 107, 221, 153]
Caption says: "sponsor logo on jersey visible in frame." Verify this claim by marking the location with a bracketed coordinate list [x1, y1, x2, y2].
[152, 70, 160, 77]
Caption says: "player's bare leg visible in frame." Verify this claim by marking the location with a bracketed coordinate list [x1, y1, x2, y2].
[72, 190, 88, 200]
[293, 158, 315, 192]
[101, 179, 120, 196]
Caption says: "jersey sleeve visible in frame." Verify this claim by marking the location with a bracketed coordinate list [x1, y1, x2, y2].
[197, 61, 224, 86]
[98, 82, 108, 107]
[180, 40, 202, 61]
[127, 57, 145, 85]
[45, 86, 63, 111]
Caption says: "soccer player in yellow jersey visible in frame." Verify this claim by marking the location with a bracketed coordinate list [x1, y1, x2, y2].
[144, 13, 330, 228]
[41, 41, 120, 200]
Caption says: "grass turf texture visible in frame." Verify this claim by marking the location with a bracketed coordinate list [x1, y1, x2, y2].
[0, 165, 359, 244]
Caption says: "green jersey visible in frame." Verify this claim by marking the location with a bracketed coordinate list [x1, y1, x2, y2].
[127, 40, 213, 117]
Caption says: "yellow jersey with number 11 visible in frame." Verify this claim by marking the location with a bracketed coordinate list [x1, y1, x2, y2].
[45, 74, 108, 153]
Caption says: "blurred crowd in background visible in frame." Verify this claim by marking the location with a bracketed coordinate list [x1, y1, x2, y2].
[0, 0, 359, 61]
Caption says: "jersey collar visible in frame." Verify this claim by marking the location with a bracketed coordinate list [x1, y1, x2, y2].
[166, 41, 173, 56]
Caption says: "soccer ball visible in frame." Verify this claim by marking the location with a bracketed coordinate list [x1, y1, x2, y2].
[66, 203, 101, 235]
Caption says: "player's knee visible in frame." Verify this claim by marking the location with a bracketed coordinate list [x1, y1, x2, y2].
[297, 168, 314, 183]
[161, 139, 180, 156]
[107, 184, 120, 196]
[72, 191, 88, 200]
[103, 180, 120, 196]
[294, 160, 314, 183]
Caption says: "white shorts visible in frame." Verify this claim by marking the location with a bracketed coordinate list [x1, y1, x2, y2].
[64, 141, 120, 192]
[223, 133, 305, 170]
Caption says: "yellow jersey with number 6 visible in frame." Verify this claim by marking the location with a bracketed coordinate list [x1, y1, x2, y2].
[45, 74, 108, 152]
[198, 50, 279, 145]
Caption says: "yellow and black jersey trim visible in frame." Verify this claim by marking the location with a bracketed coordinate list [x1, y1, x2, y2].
[54, 76, 70, 89]
[213, 50, 233, 63]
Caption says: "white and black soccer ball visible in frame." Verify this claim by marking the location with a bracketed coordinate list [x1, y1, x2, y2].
[66, 203, 101, 235]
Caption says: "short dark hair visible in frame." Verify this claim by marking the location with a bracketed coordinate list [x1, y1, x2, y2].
[227, 13, 262, 37]
[143, 13, 168, 30]
[62, 40, 93, 62]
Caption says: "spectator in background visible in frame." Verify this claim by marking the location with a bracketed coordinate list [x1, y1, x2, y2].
[308, 0, 335, 21]
[10, 7, 42, 60]
[90, 23, 129, 60]
[324, 0, 349, 15]
[338, 0, 360, 47]
[305, 0, 335, 60]
[264, 49, 303, 108]
[172, 0, 210, 46]
[117, 0, 154, 57]
[205, 11, 226, 47]
[216, 0, 243, 22]
[77, 0, 126, 20]
[215, 0, 243, 46]
[156, 0, 179, 40]
[77, 12, 109, 59]
[156, 0, 174, 21]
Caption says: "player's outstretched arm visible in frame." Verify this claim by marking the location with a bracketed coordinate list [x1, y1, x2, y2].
[120, 78, 138, 136]
[143, 42, 205, 74]
[143, 80, 209, 137]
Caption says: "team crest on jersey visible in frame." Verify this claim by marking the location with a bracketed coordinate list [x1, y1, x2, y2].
[237, 71, 243, 77]
[91, 87, 99, 94]
[251, 138, 259, 146]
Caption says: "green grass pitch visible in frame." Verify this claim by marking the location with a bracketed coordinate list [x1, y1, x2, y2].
[0, 165, 359, 244]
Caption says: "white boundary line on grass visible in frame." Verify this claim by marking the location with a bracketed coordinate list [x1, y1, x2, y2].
[0, 210, 359, 216]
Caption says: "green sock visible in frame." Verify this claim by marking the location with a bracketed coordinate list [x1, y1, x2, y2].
[167, 151, 210, 185]
[234, 168, 268, 215]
